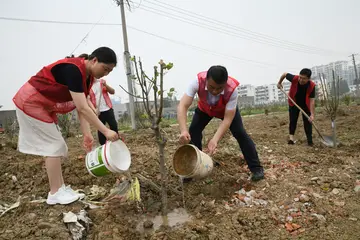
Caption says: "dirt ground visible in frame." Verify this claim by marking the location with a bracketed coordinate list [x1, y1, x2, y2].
[1, 105, 360, 240]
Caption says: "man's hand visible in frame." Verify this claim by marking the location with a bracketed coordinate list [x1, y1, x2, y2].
[277, 83, 283, 89]
[83, 134, 94, 152]
[179, 131, 191, 145]
[309, 114, 314, 123]
[207, 138, 218, 155]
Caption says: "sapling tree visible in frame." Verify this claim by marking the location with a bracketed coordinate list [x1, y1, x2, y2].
[319, 71, 340, 147]
[57, 113, 72, 138]
[121, 56, 174, 215]
[4, 117, 18, 149]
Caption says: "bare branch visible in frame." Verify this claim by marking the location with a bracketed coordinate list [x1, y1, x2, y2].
[156, 63, 165, 125]
[143, 74, 155, 93]
[133, 57, 152, 117]
[321, 70, 340, 123]
[119, 84, 145, 100]
[138, 60, 152, 118]
[153, 66, 159, 125]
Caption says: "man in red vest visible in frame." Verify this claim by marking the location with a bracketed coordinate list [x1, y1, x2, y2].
[177, 66, 264, 182]
[277, 68, 316, 146]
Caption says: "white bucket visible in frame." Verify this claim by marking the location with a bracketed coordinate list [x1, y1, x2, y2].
[85, 140, 131, 177]
[172, 144, 213, 179]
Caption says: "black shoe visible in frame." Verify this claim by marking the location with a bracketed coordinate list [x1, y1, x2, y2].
[288, 140, 295, 145]
[308, 141, 314, 146]
[251, 169, 264, 182]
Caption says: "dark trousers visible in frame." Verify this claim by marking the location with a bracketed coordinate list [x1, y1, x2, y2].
[189, 107, 263, 173]
[98, 108, 118, 145]
[289, 106, 312, 143]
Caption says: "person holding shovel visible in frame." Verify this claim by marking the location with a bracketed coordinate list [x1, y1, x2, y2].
[13, 47, 120, 205]
[277, 68, 316, 146]
[177, 65, 264, 182]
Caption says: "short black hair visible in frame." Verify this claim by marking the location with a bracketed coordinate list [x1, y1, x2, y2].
[206, 65, 228, 84]
[89, 47, 117, 66]
[300, 68, 312, 78]
[78, 53, 89, 59]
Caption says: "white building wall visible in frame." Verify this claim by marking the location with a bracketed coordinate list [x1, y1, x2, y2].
[238, 84, 255, 97]
[255, 84, 280, 105]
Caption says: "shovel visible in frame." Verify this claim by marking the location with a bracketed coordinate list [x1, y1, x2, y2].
[279, 88, 335, 147]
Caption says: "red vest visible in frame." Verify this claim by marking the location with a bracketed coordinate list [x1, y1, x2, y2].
[13, 57, 93, 123]
[89, 79, 113, 111]
[288, 75, 315, 110]
[197, 71, 239, 118]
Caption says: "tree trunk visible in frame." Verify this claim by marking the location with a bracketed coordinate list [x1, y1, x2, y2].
[154, 126, 168, 216]
[332, 120, 337, 148]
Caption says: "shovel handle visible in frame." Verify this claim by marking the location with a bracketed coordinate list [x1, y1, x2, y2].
[279, 88, 325, 141]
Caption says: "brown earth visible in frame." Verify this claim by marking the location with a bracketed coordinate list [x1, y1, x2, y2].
[0, 105, 360, 240]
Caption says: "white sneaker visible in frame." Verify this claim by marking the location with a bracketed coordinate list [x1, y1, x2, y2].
[46, 186, 79, 205]
[64, 185, 85, 200]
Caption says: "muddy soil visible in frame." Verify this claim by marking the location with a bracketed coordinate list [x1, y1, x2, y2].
[0, 106, 359, 240]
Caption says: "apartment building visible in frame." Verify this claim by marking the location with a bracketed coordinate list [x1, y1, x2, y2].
[238, 84, 255, 97]
[277, 81, 291, 103]
[311, 61, 352, 85]
[255, 84, 279, 105]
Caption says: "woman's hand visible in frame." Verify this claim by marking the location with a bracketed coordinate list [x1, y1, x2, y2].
[83, 134, 94, 152]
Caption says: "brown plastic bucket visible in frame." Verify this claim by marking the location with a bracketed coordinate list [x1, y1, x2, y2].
[172, 144, 213, 179]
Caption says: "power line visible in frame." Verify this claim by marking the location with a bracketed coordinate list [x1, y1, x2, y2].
[146, 0, 346, 54]
[134, 0, 347, 56]
[0, 16, 298, 70]
[135, 4, 328, 55]
[0, 16, 121, 26]
[137, 2, 341, 56]
[127, 0, 143, 11]
[69, 15, 105, 56]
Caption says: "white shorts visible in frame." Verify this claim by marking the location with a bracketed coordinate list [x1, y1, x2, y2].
[16, 108, 68, 157]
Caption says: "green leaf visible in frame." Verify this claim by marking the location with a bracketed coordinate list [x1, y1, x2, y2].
[158, 90, 164, 96]
[169, 87, 175, 92]
[167, 92, 173, 98]
[166, 62, 174, 70]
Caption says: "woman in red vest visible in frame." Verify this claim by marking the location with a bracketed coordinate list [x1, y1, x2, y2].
[177, 66, 264, 182]
[13, 47, 120, 205]
[277, 68, 316, 146]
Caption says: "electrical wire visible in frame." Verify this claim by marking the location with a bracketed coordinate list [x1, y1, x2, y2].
[0, 16, 298, 70]
[147, 0, 346, 54]
[127, 0, 143, 11]
[132, 0, 348, 56]
[69, 15, 104, 56]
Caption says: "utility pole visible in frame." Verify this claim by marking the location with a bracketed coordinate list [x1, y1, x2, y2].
[350, 53, 359, 96]
[115, 0, 136, 129]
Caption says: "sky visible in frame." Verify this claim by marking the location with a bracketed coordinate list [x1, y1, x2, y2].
[0, 0, 359, 110]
